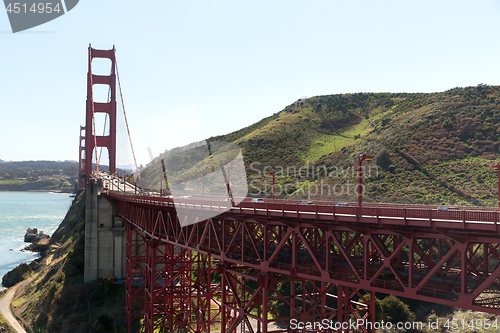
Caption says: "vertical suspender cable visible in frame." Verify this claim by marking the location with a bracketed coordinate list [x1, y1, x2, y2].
[114, 49, 140, 180]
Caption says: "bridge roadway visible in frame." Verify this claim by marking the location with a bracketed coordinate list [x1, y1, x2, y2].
[105, 188, 500, 317]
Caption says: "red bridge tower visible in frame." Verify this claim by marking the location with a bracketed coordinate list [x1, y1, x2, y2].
[79, 45, 117, 188]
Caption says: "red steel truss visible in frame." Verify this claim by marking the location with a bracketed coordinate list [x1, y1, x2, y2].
[126, 224, 229, 333]
[104, 193, 500, 332]
[121, 199, 376, 333]
[109, 192, 500, 332]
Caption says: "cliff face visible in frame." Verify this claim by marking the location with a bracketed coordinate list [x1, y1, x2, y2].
[6, 189, 126, 333]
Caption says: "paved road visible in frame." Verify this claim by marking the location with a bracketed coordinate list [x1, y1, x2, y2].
[0, 285, 26, 333]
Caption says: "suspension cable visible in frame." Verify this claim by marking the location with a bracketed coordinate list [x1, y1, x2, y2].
[114, 49, 140, 180]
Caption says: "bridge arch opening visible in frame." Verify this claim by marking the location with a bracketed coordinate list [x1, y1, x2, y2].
[91, 57, 113, 76]
[92, 112, 110, 136]
[91, 146, 110, 170]
[92, 83, 111, 104]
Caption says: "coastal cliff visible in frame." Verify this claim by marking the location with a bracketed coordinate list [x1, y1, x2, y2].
[5, 189, 125, 333]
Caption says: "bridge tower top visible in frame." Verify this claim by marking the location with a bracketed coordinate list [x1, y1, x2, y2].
[79, 45, 117, 188]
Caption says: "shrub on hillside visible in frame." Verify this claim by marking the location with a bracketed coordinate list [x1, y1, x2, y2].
[379, 295, 416, 329]
[375, 148, 392, 169]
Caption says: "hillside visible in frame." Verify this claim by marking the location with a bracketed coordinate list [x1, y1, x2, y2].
[0, 161, 78, 179]
[0, 160, 78, 192]
[140, 85, 500, 207]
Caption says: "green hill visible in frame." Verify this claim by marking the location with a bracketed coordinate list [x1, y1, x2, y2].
[0, 160, 78, 179]
[140, 85, 500, 207]
[0, 160, 78, 192]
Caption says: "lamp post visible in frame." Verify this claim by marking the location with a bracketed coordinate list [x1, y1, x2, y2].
[226, 162, 238, 205]
[267, 172, 276, 200]
[160, 166, 163, 197]
[492, 163, 500, 208]
[356, 154, 372, 207]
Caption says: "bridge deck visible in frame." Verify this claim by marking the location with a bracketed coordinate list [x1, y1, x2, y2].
[107, 191, 500, 238]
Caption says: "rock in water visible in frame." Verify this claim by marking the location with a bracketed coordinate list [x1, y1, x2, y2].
[2, 263, 32, 287]
[24, 227, 49, 242]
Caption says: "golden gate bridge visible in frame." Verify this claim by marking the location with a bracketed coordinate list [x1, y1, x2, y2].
[79, 46, 500, 333]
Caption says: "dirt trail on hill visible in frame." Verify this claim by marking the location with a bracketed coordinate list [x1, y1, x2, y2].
[0, 285, 26, 333]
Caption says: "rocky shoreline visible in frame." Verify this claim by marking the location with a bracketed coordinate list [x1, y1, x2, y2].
[1, 237, 51, 289]
[1, 229, 52, 289]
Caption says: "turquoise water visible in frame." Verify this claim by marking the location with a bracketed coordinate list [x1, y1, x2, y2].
[0, 192, 72, 289]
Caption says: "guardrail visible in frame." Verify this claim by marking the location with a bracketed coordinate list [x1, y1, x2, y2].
[105, 191, 500, 231]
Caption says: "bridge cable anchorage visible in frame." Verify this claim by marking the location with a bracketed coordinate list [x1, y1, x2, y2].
[114, 49, 140, 181]
[89, 51, 99, 178]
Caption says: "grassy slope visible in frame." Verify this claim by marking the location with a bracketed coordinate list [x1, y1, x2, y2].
[141, 85, 500, 207]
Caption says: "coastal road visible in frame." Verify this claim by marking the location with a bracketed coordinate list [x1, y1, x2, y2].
[0, 285, 26, 333]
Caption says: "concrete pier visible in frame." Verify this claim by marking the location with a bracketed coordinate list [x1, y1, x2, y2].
[84, 179, 126, 283]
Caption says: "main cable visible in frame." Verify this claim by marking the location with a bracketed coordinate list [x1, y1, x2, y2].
[114, 49, 140, 180]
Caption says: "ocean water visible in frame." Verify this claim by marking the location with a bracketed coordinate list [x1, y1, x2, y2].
[0, 192, 72, 290]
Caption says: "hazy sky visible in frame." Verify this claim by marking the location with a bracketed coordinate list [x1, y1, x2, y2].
[2, 0, 500, 166]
